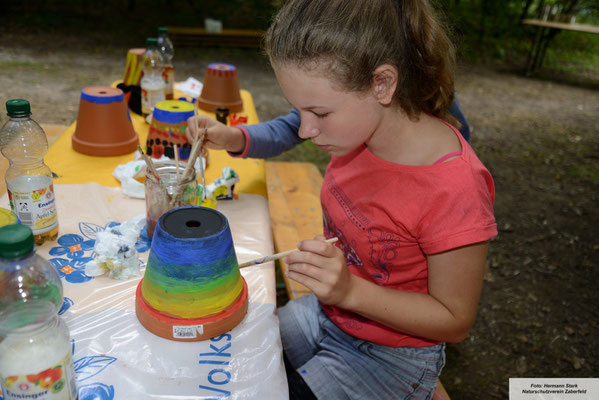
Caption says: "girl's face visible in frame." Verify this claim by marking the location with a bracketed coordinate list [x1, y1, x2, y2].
[274, 64, 384, 157]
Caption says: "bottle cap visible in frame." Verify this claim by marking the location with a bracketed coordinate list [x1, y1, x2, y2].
[146, 37, 158, 47]
[0, 224, 35, 259]
[6, 99, 31, 118]
[158, 26, 168, 35]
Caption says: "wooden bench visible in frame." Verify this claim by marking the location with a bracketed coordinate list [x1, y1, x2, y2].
[264, 161, 451, 400]
[166, 27, 264, 47]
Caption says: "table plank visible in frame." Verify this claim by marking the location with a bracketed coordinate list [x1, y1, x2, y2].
[522, 19, 599, 34]
[265, 161, 323, 300]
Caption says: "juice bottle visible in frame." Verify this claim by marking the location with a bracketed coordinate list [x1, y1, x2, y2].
[0, 99, 58, 245]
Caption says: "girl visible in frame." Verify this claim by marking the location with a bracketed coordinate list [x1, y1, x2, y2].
[191, 0, 496, 398]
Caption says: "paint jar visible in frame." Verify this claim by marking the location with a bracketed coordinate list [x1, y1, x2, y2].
[144, 160, 198, 240]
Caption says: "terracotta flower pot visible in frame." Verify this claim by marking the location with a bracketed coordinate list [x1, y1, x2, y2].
[136, 206, 248, 341]
[72, 86, 139, 156]
[197, 63, 243, 112]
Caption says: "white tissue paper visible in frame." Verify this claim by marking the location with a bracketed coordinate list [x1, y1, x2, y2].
[174, 77, 204, 98]
[85, 214, 146, 280]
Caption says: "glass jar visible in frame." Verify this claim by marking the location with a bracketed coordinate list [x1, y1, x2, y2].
[144, 160, 198, 239]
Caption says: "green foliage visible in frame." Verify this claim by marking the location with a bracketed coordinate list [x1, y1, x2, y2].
[438, 0, 599, 74]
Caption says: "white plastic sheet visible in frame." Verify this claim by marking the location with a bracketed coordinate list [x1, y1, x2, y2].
[1, 184, 288, 399]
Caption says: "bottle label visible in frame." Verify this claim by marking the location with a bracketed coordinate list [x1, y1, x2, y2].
[163, 66, 174, 100]
[0, 352, 77, 400]
[7, 177, 58, 234]
[141, 83, 166, 114]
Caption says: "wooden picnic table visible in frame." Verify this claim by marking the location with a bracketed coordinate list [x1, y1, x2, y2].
[522, 18, 599, 75]
[166, 27, 265, 47]
[0, 87, 290, 399]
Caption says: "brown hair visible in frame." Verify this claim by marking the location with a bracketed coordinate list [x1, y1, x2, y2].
[264, 0, 458, 126]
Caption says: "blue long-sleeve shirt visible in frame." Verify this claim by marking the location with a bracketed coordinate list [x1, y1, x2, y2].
[238, 98, 470, 159]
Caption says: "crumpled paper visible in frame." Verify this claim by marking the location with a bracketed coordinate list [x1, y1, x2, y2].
[85, 214, 146, 280]
[174, 77, 203, 99]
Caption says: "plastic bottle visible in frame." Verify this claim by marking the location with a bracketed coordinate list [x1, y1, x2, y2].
[0, 99, 58, 245]
[0, 224, 77, 400]
[157, 27, 175, 100]
[140, 37, 166, 116]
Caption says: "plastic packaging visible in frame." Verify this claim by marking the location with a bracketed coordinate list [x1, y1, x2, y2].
[85, 214, 145, 280]
[0, 183, 288, 399]
[140, 38, 166, 116]
[0, 224, 77, 399]
[157, 27, 175, 100]
[0, 99, 58, 245]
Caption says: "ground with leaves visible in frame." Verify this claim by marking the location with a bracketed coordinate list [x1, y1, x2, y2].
[1, 29, 598, 398]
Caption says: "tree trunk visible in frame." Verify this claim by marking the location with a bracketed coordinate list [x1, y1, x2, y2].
[520, 0, 535, 20]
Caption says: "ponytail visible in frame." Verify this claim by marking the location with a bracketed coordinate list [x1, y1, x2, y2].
[394, 0, 458, 127]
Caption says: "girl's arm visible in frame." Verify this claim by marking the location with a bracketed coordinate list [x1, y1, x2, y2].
[186, 109, 304, 159]
[285, 238, 488, 343]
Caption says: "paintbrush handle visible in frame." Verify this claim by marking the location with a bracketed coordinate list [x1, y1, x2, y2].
[239, 237, 339, 268]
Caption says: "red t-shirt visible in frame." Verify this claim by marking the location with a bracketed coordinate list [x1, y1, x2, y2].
[320, 124, 497, 347]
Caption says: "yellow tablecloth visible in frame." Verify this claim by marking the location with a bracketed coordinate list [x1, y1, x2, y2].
[46, 89, 267, 197]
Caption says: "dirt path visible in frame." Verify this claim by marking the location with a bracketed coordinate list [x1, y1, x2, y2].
[1, 31, 598, 398]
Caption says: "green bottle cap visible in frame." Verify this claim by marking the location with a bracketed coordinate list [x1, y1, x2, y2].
[5, 99, 31, 118]
[146, 37, 158, 46]
[158, 27, 168, 34]
[0, 224, 34, 259]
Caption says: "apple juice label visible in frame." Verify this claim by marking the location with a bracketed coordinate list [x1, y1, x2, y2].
[7, 175, 58, 234]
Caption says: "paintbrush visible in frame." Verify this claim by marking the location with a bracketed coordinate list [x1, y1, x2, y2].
[137, 145, 160, 181]
[174, 144, 181, 184]
[169, 131, 204, 208]
[194, 102, 207, 200]
[239, 237, 339, 268]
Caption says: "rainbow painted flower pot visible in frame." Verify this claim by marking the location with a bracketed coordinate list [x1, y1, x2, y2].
[135, 206, 248, 341]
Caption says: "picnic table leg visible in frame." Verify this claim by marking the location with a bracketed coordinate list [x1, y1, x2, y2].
[527, 26, 550, 75]
[536, 28, 556, 72]
[526, 26, 545, 75]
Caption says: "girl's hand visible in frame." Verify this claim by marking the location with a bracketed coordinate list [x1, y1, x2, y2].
[186, 115, 246, 153]
[285, 235, 353, 306]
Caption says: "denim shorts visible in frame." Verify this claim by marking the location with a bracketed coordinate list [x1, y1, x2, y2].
[279, 295, 446, 400]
